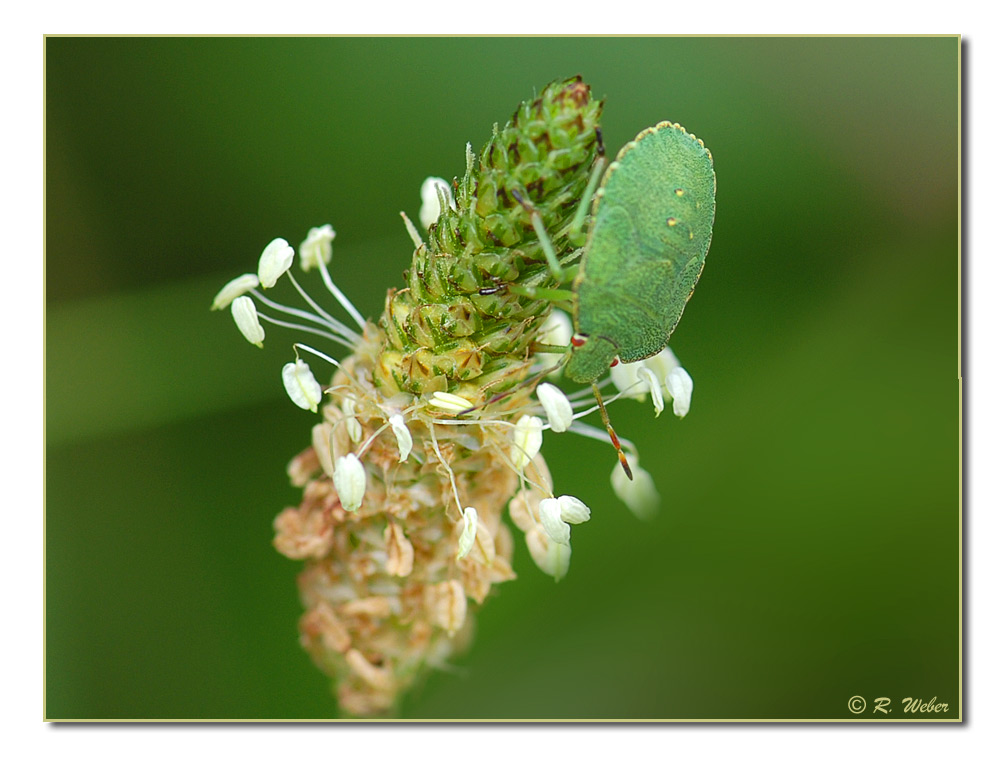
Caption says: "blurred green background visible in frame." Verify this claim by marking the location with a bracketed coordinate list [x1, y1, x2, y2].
[45, 37, 960, 720]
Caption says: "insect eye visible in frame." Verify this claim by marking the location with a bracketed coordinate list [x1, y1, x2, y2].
[571, 334, 587, 348]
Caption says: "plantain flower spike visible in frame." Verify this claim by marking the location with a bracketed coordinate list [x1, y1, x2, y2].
[213, 78, 698, 716]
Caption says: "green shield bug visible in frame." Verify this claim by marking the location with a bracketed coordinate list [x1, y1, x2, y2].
[512, 120, 715, 478]
[564, 121, 716, 385]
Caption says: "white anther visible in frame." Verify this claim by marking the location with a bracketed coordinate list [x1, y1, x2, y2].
[257, 237, 295, 288]
[211, 273, 259, 310]
[537, 383, 574, 432]
[231, 295, 265, 347]
[281, 359, 323, 413]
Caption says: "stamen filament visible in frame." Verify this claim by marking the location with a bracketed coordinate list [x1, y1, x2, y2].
[287, 271, 362, 342]
[357, 420, 393, 458]
[427, 421, 464, 514]
[485, 428, 552, 497]
[250, 287, 359, 344]
[317, 261, 368, 331]
[567, 384, 629, 415]
[292, 342, 343, 369]
[255, 312, 358, 351]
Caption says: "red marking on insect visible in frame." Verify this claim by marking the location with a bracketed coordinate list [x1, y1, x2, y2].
[571, 334, 587, 347]
[609, 357, 620, 368]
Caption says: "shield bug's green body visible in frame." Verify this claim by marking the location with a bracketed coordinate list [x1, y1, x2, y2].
[563, 121, 716, 385]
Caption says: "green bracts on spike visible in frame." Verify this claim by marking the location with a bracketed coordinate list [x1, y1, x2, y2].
[375, 77, 603, 399]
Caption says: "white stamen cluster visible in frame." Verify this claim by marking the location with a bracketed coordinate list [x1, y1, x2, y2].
[427, 391, 474, 413]
[610, 345, 693, 419]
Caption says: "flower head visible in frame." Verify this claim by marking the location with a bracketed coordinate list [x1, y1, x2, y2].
[213, 78, 706, 717]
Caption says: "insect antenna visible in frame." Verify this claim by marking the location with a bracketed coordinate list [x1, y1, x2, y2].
[592, 382, 633, 480]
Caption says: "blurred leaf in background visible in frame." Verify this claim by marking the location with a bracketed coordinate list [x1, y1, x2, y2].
[45, 36, 959, 719]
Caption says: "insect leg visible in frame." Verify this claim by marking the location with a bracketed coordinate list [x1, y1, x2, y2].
[507, 283, 574, 302]
[511, 189, 567, 284]
[476, 275, 574, 300]
[455, 365, 558, 416]
[568, 127, 607, 245]
[592, 381, 633, 480]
